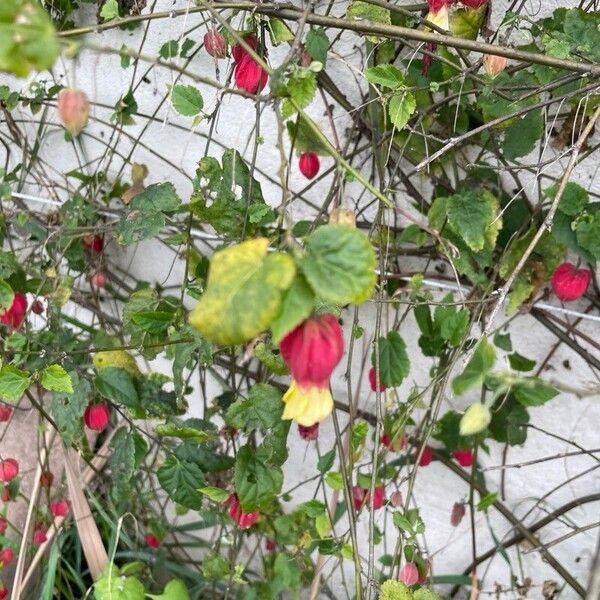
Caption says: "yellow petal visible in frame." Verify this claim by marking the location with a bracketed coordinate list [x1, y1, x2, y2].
[281, 381, 334, 426]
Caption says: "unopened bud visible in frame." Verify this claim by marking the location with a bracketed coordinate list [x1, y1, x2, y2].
[57, 89, 90, 136]
[483, 54, 507, 78]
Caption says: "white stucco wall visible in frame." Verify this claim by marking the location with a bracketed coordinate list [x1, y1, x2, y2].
[2, 0, 599, 597]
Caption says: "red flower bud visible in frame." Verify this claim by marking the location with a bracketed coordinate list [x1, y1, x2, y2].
[265, 538, 276, 552]
[390, 491, 403, 507]
[381, 433, 406, 453]
[33, 523, 47, 545]
[226, 494, 260, 529]
[0, 405, 12, 422]
[40, 471, 54, 488]
[58, 89, 90, 137]
[280, 314, 344, 389]
[369, 367, 386, 392]
[0, 518, 7, 535]
[0, 488, 11, 503]
[551, 262, 592, 302]
[0, 548, 13, 567]
[0, 587, 8, 600]
[234, 54, 268, 94]
[232, 35, 257, 63]
[483, 54, 507, 78]
[90, 272, 107, 288]
[452, 449, 473, 467]
[204, 30, 228, 58]
[50, 498, 71, 518]
[299, 152, 320, 180]
[451, 501, 465, 527]
[352, 485, 385, 510]
[31, 300, 44, 315]
[145, 533, 161, 549]
[298, 422, 319, 441]
[0, 293, 27, 330]
[399, 562, 419, 586]
[82, 234, 104, 253]
[417, 446, 433, 466]
[0, 459, 19, 483]
[84, 403, 111, 432]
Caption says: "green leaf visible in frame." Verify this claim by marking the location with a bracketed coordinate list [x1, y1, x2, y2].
[41, 364, 73, 394]
[154, 419, 214, 443]
[51, 375, 90, 445]
[447, 190, 497, 252]
[575, 211, 600, 262]
[95, 367, 139, 409]
[132, 181, 180, 212]
[268, 18, 294, 45]
[0, 280, 14, 310]
[300, 224, 376, 305]
[317, 447, 336, 473]
[159, 40, 179, 59]
[270, 273, 315, 343]
[148, 580, 191, 600]
[453, 339, 496, 395]
[477, 492, 497, 512]
[99, 0, 120, 20]
[503, 109, 544, 160]
[514, 378, 558, 407]
[0, 365, 31, 401]
[365, 65, 404, 89]
[488, 398, 528, 445]
[0, 0, 60, 77]
[189, 238, 296, 346]
[325, 471, 344, 490]
[287, 117, 331, 156]
[449, 4, 486, 40]
[130, 310, 174, 334]
[109, 427, 136, 504]
[347, 0, 391, 42]
[284, 70, 317, 116]
[225, 384, 283, 430]
[234, 444, 283, 511]
[493, 332, 512, 352]
[546, 181, 589, 217]
[305, 28, 329, 65]
[95, 569, 144, 600]
[157, 456, 204, 510]
[199, 486, 230, 502]
[508, 352, 536, 372]
[373, 331, 410, 387]
[389, 92, 416, 130]
[170, 84, 203, 117]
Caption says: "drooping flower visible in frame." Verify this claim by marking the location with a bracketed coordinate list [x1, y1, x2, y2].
[0, 405, 12, 422]
[50, 498, 71, 518]
[417, 446, 433, 466]
[57, 89, 90, 137]
[298, 422, 319, 441]
[234, 53, 268, 94]
[226, 494, 260, 529]
[82, 234, 104, 253]
[0, 459, 19, 483]
[551, 262, 592, 302]
[452, 449, 473, 467]
[280, 314, 344, 426]
[145, 534, 161, 549]
[399, 562, 419, 586]
[450, 501, 465, 527]
[33, 523, 47, 545]
[204, 30, 227, 58]
[483, 54, 507, 78]
[352, 485, 385, 510]
[84, 402, 111, 432]
[0, 293, 27, 330]
[369, 367, 386, 392]
[299, 152, 320, 179]
[0, 548, 13, 568]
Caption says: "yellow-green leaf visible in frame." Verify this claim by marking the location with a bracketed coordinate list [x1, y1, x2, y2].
[189, 238, 296, 345]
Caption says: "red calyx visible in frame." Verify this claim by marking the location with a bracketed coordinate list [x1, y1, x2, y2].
[0, 459, 19, 483]
[204, 30, 227, 58]
[50, 498, 71, 518]
[417, 446, 433, 466]
[0, 405, 12, 422]
[298, 152, 320, 179]
[551, 262, 592, 302]
[458, 0, 487, 8]
[265, 539, 276, 552]
[84, 403, 111, 432]
[0, 587, 8, 600]
[279, 314, 344, 389]
[145, 534, 161, 549]
[0, 548, 13, 567]
[0, 293, 27, 330]
[298, 422, 319, 441]
[428, 0, 453, 13]
[226, 493, 260, 529]
[381, 433, 406, 453]
[31, 300, 45, 315]
[369, 367, 386, 392]
[452, 449, 473, 467]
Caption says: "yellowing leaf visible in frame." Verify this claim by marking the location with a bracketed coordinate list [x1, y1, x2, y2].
[189, 239, 296, 345]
